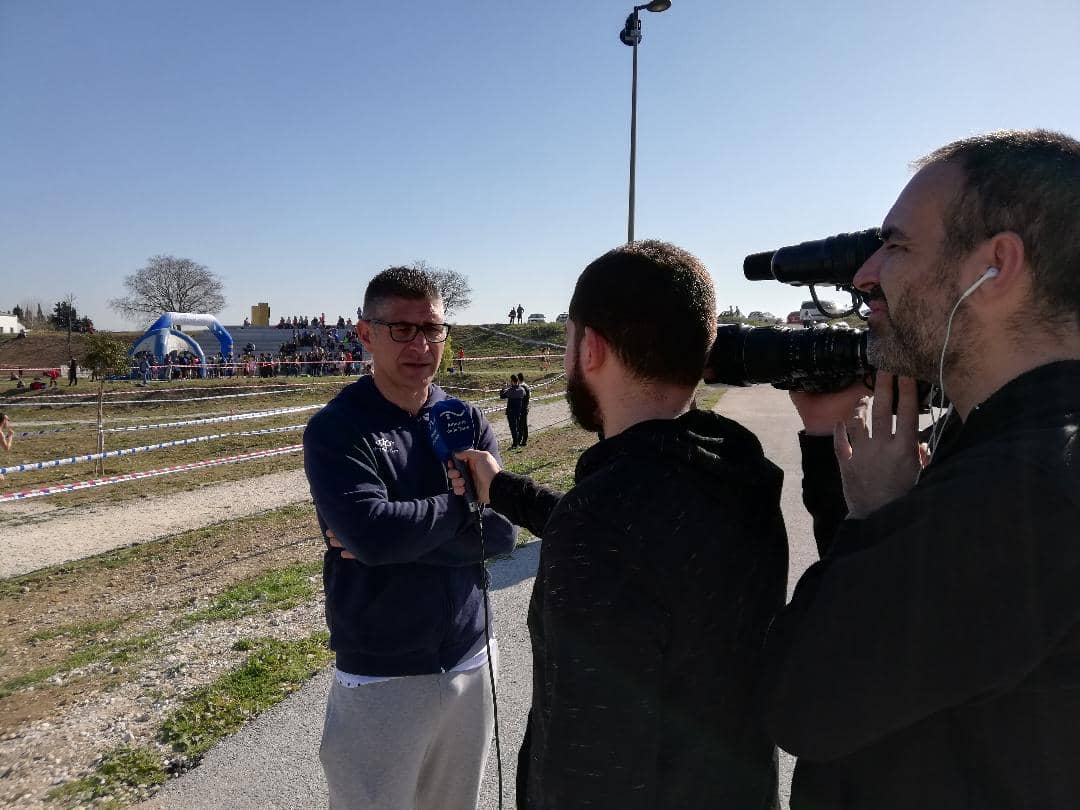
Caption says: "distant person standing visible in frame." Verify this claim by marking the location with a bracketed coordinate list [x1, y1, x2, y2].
[500, 374, 525, 448]
[0, 412, 12, 482]
[508, 307, 516, 325]
[516, 372, 531, 447]
[456, 347, 465, 373]
[516, 304, 524, 324]
[67, 357, 78, 386]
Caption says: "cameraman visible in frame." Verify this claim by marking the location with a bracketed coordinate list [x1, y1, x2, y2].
[763, 130, 1080, 809]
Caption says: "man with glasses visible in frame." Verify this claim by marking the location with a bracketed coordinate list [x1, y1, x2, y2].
[303, 266, 516, 810]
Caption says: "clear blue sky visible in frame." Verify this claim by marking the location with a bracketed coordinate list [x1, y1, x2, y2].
[3, 0, 1079, 329]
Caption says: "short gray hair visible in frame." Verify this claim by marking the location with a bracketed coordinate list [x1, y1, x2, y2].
[915, 129, 1080, 327]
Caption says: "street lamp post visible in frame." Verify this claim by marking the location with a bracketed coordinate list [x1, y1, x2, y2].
[620, 0, 671, 244]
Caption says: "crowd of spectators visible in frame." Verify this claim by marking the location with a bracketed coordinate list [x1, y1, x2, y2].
[130, 339, 370, 381]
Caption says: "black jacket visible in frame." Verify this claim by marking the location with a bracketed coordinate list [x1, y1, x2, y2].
[303, 377, 516, 676]
[489, 409, 788, 810]
[764, 361, 1080, 809]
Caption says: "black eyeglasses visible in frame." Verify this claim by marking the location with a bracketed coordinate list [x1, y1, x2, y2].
[365, 318, 451, 343]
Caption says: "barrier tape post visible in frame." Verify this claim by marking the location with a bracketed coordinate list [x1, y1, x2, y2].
[96, 390, 105, 475]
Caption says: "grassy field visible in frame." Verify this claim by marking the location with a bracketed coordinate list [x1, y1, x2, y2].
[0, 373, 725, 807]
[0, 325, 567, 508]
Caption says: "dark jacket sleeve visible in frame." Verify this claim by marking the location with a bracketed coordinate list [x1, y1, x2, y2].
[488, 470, 563, 537]
[534, 496, 668, 809]
[303, 409, 514, 566]
[798, 431, 848, 557]
[763, 448, 1079, 762]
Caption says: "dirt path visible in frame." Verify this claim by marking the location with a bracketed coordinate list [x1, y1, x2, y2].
[0, 401, 571, 580]
[0, 468, 312, 579]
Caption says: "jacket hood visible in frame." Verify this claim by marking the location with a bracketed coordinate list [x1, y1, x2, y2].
[575, 408, 782, 495]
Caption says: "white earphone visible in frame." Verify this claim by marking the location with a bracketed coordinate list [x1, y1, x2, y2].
[923, 266, 1001, 467]
[959, 266, 999, 300]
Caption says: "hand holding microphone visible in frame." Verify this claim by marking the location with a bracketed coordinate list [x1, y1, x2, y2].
[429, 399, 486, 511]
[448, 450, 502, 504]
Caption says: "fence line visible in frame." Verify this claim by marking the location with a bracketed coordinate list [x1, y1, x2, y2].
[0, 445, 304, 503]
[0, 424, 306, 476]
[11, 404, 324, 438]
[0, 388, 317, 408]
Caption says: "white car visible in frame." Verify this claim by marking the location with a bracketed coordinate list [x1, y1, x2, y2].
[527, 313, 546, 324]
[799, 300, 840, 326]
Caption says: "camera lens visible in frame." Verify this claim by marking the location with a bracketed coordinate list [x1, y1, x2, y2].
[704, 323, 870, 391]
[743, 229, 883, 287]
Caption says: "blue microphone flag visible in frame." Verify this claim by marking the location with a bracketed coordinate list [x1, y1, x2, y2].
[429, 398, 480, 509]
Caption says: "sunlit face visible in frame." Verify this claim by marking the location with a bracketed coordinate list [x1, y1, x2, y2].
[564, 321, 602, 434]
[854, 162, 973, 380]
[360, 297, 445, 400]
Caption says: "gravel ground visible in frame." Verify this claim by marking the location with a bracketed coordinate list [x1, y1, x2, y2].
[141, 540, 540, 810]
[0, 467, 312, 579]
[0, 400, 570, 580]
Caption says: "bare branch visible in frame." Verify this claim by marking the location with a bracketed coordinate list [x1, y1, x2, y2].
[109, 255, 226, 325]
[412, 261, 473, 319]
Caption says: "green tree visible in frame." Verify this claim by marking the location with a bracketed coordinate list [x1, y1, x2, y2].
[51, 300, 78, 330]
[83, 334, 132, 473]
[439, 334, 455, 375]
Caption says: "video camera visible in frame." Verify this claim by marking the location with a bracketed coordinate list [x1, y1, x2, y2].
[704, 229, 881, 393]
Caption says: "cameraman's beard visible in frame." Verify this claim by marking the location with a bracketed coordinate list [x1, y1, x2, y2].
[866, 286, 971, 381]
[565, 362, 603, 434]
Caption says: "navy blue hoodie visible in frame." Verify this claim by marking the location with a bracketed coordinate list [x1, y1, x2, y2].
[303, 376, 516, 676]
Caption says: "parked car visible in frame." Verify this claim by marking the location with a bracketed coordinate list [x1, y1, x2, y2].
[527, 313, 546, 324]
[555, 313, 569, 323]
[748, 311, 779, 323]
[799, 300, 840, 326]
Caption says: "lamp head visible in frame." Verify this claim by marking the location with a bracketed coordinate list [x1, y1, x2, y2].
[620, 11, 642, 46]
[643, 0, 671, 11]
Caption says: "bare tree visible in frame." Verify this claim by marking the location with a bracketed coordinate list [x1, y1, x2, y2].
[411, 261, 472, 318]
[110, 255, 226, 323]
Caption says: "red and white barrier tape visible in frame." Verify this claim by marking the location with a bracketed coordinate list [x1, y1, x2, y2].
[102, 405, 323, 434]
[1, 381, 337, 403]
[0, 388, 321, 408]
[0, 424, 307, 476]
[0, 445, 304, 503]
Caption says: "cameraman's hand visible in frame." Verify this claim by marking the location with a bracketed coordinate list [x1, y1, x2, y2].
[790, 381, 872, 436]
[835, 372, 922, 519]
[451, 450, 501, 504]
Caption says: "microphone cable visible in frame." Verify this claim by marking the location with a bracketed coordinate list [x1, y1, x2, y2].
[475, 508, 504, 810]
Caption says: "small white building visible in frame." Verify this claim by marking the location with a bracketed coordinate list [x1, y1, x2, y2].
[0, 312, 27, 335]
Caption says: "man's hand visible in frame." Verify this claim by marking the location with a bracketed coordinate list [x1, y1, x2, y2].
[789, 379, 872, 436]
[834, 372, 922, 519]
[324, 528, 356, 560]
[450, 450, 502, 504]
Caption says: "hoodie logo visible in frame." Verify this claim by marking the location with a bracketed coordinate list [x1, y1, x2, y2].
[374, 437, 398, 454]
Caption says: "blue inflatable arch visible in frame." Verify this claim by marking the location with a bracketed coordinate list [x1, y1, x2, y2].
[129, 313, 234, 378]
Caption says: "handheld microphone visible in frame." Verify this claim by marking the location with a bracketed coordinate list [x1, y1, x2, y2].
[428, 398, 481, 511]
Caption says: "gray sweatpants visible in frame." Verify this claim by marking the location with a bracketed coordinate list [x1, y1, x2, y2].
[319, 648, 499, 810]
